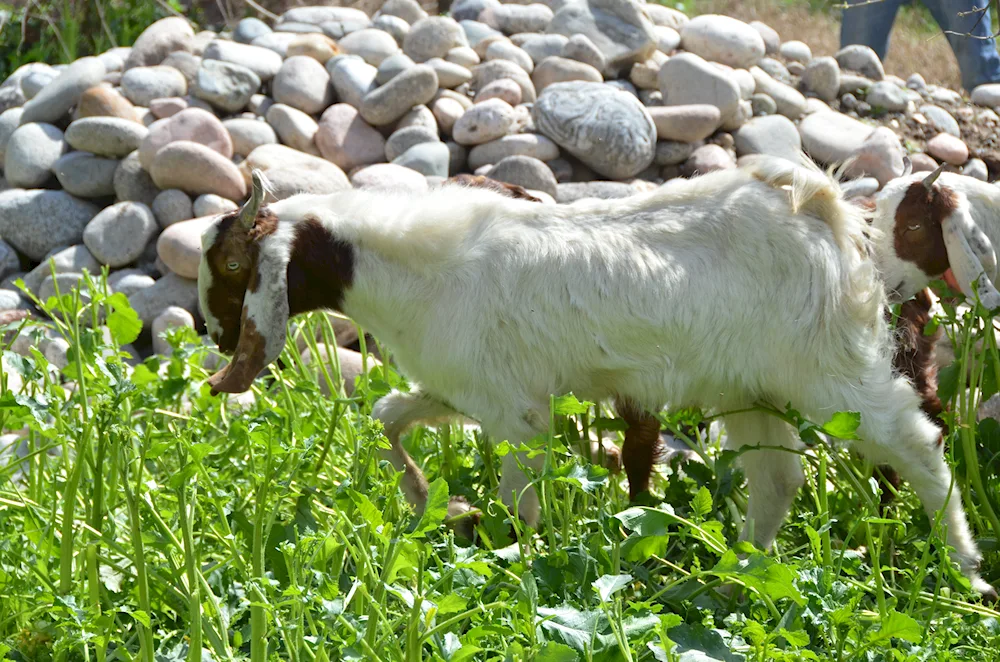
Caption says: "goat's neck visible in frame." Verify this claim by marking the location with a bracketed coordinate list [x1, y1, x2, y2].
[966, 182, 1000, 257]
[283, 217, 355, 318]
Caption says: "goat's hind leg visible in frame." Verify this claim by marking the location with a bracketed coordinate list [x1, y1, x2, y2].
[615, 399, 664, 501]
[371, 389, 480, 536]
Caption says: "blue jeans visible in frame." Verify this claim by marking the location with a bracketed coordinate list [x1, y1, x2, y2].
[840, 0, 1000, 90]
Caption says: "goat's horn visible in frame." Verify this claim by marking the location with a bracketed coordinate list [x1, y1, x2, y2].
[923, 163, 947, 191]
[239, 169, 265, 230]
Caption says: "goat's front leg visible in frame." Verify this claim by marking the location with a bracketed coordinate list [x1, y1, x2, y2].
[371, 389, 475, 530]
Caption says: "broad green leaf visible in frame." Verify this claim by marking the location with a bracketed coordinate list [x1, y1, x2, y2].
[536, 642, 579, 662]
[616, 506, 674, 561]
[691, 486, 713, 518]
[448, 645, 483, 662]
[100, 565, 123, 592]
[0, 392, 51, 425]
[593, 574, 632, 603]
[938, 362, 961, 404]
[552, 393, 593, 416]
[107, 292, 142, 345]
[551, 462, 609, 494]
[455, 561, 493, 577]
[130, 610, 151, 628]
[867, 609, 922, 645]
[615, 506, 675, 536]
[435, 593, 467, 615]
[349, 490, 384, 530]
[821, 411, 860, 440]
[741, 621, 766, 646]
[2, 350, 40, 381]
[778, 628, 810, 647]
[710, 550, 804, 605]
[667, 623, 746, 662]
[413, 477, 449, 537]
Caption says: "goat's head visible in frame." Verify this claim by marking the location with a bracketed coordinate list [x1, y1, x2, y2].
[871, 165, 1000, 310]
[198, 169, 290, 395]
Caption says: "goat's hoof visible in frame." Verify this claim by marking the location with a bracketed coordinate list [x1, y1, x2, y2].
[446, 496, 481, 541]
[629, 490, 660, 507]
[974, 578, 999, 604]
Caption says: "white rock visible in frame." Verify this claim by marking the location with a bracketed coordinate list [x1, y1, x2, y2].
[680, 14, 765, 69]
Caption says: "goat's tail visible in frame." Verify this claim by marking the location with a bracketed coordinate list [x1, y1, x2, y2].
[745, 152, 864, 252]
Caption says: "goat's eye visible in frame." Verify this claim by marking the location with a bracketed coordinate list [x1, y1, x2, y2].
[904, 224, 922, 234]
[227, 262, 240, 271]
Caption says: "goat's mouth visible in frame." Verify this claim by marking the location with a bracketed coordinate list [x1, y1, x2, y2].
[886, 281, 906, 303]
[212, 330, 239, 355]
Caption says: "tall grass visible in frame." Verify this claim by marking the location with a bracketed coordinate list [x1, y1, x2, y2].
[0, 271, 999, 661]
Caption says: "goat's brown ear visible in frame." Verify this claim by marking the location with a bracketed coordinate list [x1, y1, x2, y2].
[239, 169, 266, 231]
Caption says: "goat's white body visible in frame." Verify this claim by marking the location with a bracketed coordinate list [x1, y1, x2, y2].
[276, 164, 882, 436]
[259, 161, 988, 594]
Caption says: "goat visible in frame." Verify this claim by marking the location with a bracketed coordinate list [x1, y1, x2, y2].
[197, 156, 995, 599]
[876, 287, 947, 509]
[870, 164, 1000, 311]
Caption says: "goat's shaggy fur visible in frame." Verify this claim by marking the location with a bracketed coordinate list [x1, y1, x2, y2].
[200, 157, 994, 598]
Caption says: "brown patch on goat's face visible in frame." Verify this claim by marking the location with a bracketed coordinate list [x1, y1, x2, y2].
[893, 181, 960, 279]
[207, 314, 268, 395]
[286, 215, 355, 316]
[446, 174, 544, 202]
[202, 208, 278, 353]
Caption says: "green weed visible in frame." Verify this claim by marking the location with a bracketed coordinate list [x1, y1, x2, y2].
[0, 270, 999, 661]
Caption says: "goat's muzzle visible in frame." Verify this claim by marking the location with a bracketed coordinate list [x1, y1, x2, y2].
[205, 317, 270, 395]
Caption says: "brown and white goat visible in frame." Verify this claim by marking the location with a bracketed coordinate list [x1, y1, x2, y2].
[198, 159, 996, 599]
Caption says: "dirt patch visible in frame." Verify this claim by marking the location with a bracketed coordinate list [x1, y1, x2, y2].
[686, 0, 962, 90]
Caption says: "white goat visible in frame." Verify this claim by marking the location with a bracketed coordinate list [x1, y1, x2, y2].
[198, 156, 995, 599]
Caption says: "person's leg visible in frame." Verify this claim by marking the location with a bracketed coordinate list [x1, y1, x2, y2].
[922, 0, 1000, 90]
[840, 0, 907, 62]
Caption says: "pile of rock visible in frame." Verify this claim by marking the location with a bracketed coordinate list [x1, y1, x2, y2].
[2, 0, 999, 375]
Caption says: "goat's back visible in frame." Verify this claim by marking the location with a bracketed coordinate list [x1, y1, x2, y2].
[341, 165, 890, 414]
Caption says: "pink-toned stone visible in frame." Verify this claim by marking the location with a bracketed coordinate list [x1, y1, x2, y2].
[286, 34, 340, 63]
[350, 163, 429, 192]
[909, 152, 939, 172]
[647, 104, 721, 142]
[138, 107, 233, 171]
[156, 214, 215, 279]
[73, 85, 140, 123]
[681, 144, 735, 177]
[474, 78, 522, 106]
[149, 141, 247, 200]
[925, 133, 969, 166]
[844, 126, 907, 186]
[315, 103, 386, 171]
[149, 97, 189, 119]
[432, 97, 464, 134]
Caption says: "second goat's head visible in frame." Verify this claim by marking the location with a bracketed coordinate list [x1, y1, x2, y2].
[198, 169, 317, 396]
[871, 164, 1000, 310]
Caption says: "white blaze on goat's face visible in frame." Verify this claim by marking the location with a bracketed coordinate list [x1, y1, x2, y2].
[871, 169, 1000, 309]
